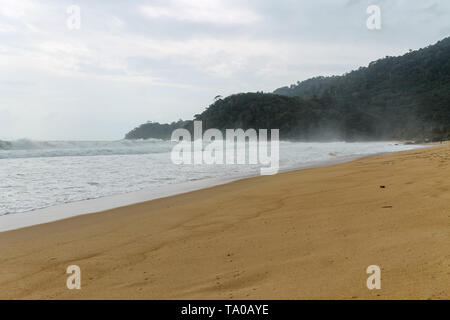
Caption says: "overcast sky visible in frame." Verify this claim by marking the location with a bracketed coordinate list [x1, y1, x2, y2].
[0, 0, 449, 140]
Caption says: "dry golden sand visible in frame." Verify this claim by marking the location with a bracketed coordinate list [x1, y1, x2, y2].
[0, 144, 449, 300]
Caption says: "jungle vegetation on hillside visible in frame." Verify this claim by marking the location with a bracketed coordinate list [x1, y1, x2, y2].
[125, 37, 450, 142]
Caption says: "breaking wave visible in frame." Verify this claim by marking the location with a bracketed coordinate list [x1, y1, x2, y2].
[0, 139, 174, 159]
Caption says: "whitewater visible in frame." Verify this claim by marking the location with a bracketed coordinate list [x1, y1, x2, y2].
[0, 139, 425, 231]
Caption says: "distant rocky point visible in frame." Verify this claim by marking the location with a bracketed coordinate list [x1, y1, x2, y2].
[0, 140, 12, 150]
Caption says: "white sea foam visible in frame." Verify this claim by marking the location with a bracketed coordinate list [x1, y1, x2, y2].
[0, 140, 426, 231]
[0, 139, 172, 158]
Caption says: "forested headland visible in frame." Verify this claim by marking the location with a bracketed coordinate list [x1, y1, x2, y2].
[125, 37, 450, 142]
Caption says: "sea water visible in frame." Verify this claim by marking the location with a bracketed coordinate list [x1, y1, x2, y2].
[0, 139, 425, 230]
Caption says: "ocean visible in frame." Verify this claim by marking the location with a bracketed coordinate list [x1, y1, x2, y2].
[0, 139, 424, 230]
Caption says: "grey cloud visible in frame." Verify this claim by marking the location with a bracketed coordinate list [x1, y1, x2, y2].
[0, 0, 448, 139]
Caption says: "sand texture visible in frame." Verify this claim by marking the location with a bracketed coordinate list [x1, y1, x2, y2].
[0, 143, 449, 299]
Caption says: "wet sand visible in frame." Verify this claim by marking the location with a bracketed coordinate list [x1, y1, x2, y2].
[0, 143, 449, 299]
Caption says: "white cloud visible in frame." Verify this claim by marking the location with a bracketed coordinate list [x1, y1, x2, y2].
[0, 0, 33, 19]
[140, 0, 260, 24]
[0, 23, 16, 34]
[0, 0, 51, 35]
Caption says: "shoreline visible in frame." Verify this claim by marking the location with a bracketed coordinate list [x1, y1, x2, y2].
[0, 151, 409, 233]
[0, 143, 448, 299]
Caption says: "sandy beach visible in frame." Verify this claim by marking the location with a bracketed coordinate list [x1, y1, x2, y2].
[0, 143, 449, 300]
